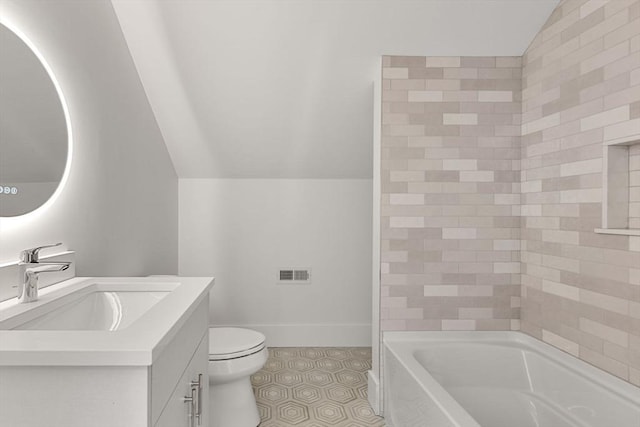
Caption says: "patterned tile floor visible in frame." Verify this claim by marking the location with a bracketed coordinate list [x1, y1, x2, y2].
[251, 347, 386, 427]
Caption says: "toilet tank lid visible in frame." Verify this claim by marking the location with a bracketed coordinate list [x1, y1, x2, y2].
[209, 327, 266, 356]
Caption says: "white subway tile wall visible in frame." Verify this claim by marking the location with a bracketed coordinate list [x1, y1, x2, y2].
[521, 0, 640, 384]
[380, 0, 640, 386]
[631, 143, 640, 228]
[380, 55, 522, 334]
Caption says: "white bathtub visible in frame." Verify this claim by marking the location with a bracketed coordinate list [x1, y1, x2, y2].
[383, 331, 640, 427]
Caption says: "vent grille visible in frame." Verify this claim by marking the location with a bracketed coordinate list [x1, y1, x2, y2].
[280, 270, 294, 281]
[279, 268, 311, 283]
[294, 270, 310, 281]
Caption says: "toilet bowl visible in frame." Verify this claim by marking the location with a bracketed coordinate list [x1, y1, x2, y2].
[208, 327, 267, 427]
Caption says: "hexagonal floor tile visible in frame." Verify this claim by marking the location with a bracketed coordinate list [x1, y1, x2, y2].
[304, 370, 333, 387]
[349, 348, 371, 359]
[261, 358, 286, 373]
[276, 401, 309, 425]
[250, 371, 272, 387]
[335, 370, 365, 386]
[299, 348, 326, 360]
[274, 369, 303, 386]
[348, 400, 381, 422]
[255, 384, 288, 403]
[272, 348, 300, 359]
[343, 358, 370, 372]
[256, 401, 272, 422]
[325, 348, 350, 360]
[252, 346, 386, 426]
[313, 401, 348, 425]
[292, 384, 322, 404]
[315, 357, 344, 372]
[288, 357, 315, 371]
[325, 384, 357, 404]
[355, 383, 368, 400]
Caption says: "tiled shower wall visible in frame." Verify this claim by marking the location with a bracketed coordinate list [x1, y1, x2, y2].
[379, 0, 640, 385]
[520, 0, 640, 384]
[380, 56, 522, 331]
[631, 143, 640, 229]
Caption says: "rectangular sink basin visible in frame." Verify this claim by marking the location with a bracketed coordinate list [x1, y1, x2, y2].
[0, 276, 214, 366]
[14, 290, 169, 331]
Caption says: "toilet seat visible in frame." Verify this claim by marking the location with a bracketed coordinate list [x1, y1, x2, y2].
[209, 327, 266, 361]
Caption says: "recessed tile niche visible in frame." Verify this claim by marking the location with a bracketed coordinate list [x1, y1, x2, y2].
[596, 135, 640, 236]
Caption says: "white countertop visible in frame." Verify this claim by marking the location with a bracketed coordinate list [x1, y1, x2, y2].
[0, 276, 214, 366]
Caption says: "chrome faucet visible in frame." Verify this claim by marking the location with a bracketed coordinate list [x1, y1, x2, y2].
[18, 243, 71, 303]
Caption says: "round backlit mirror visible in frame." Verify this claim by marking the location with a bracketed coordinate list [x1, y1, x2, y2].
[0, 22, 71, 217]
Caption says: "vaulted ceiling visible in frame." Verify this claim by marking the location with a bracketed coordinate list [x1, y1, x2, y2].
[112, 0, 560, 179]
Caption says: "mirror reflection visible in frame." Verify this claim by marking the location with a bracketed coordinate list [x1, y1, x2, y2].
[0, 23, 69, 217]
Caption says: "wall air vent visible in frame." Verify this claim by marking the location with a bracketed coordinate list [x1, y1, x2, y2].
[294, 270, 309, 281]
[280, 270, 294, 281]
[278, 268, 311, 284]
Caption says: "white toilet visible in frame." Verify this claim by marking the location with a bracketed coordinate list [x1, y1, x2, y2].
[208, 327, 267, 427]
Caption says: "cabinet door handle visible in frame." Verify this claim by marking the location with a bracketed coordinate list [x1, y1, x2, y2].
[190, 373, 203, 425]
[183, 387, 196, 427]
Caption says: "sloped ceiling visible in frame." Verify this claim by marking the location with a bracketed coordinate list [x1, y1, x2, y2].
[112, 0, 559, 179]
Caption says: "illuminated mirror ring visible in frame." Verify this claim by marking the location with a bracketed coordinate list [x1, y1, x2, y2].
[0, 18, 72, 221]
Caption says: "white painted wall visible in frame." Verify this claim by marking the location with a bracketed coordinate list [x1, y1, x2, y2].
[179, 179, 372, 346]
[0, 1, 177, 277]
[114, 0, 559, 179]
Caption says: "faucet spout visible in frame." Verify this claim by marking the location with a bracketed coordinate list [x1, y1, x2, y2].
[28, 261, 71, 273]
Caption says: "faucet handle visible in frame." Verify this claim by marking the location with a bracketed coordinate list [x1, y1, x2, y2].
[20, 243, 63, 263]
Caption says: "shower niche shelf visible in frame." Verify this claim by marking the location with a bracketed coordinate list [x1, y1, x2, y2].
[595, 134, 640, 237]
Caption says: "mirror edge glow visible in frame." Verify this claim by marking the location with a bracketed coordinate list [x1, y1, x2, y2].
[0, 16, 73, 226]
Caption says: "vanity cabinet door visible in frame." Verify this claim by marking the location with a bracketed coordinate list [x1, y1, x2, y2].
[150, 298, 209, 425]
[155, 335, 209, 427]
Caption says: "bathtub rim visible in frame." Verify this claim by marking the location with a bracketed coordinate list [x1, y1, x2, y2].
[383, 331, 640, 426]
[384, 332, 481, 427]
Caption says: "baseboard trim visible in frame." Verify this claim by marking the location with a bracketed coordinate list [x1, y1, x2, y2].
[211, 323, 372, 347]
[367, 370, 381, 415]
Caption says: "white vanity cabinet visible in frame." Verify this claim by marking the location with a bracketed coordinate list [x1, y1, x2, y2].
[152, 298, 209, 427]
[155, 336, 209, 427]
[0, 277, 214, 427]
